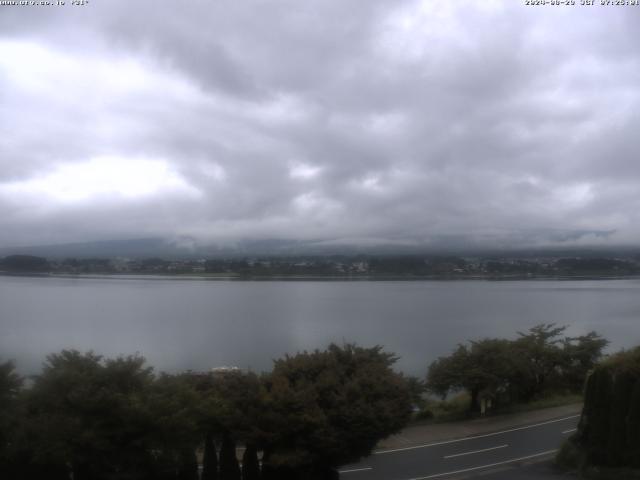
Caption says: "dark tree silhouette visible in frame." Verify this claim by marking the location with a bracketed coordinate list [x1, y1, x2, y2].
[241, 444, 260, 480]
[260, 343, 412, 477]
[202, 432, 219, 480]
[177, 449, 199, 480]
[219, 434, 241, 480]
[568, 347, 640, 470]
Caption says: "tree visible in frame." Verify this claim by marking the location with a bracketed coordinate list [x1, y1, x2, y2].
[260, 344, 411, 478]
[626, 380, 640, 468]
[561, 332, 609, 391]
[177, 449, 199, 480]
[219, 433, 241, 480]
[0, 255, 49, 272]
[191, 369, 264, 479]
[202, 432, 219, 480]
[207, 371, 265, 445]
[146, 373, 204, 478]
[0, 360, 21, 399]
[404, 376, 427, 411]
[25, 350, 158, 480]
[242, 444, 260, 480]
[571, 346, 640, 469]
[511, 324, 568, 401]
[606, 370, 635, 465]
[0, 361, 23, 478]
[426, 339, 515, 412]
[426, 325, 607, 412]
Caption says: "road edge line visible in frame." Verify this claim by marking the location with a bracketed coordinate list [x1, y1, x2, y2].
[374, 415, 580, 454]
[339, 467, 373, 474]
[443, 444, 508, 459]
[407, 449, 558, 480]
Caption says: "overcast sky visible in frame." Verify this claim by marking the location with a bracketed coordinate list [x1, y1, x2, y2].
[1, 1, 639, 250]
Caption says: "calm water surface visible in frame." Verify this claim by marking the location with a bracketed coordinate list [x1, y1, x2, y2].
[1, 276, 640, 375]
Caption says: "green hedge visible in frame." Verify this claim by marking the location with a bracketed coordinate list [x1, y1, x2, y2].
[568, 347, 640, 471]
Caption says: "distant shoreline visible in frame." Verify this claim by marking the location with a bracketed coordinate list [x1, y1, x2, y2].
[2, 271, 640, 282]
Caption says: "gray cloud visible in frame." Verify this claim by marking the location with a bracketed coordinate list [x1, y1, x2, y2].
[1, 0, 639, 249]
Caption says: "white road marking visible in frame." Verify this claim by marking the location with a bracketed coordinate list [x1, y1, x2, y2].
[339, 467, 373, 474]
[374, 415, 580, 455]
[562, 428, 577, 434]
[407, 449, 558, 480]
[443, 444, 508, 459]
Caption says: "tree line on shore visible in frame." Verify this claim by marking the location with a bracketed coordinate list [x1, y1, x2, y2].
[3, 253, 640, 277]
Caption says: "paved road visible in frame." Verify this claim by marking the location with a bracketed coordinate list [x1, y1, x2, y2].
[465, 458, 577, 479]
[339, 415, 579, 480]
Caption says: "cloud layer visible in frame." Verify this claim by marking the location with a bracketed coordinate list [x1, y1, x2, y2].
[1, 1, 639, 249]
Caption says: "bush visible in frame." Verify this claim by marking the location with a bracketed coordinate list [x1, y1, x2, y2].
[261, 344, 412, 471]
[570, 346, 640, 472]
[414, 409, 434, 421]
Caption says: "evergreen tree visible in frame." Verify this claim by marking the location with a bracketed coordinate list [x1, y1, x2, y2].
[177, 449, 199, 480]
[219, 434, 241, 480]
[152, 449, 179, 480]
[585, 366, 612, 464]
[260, 450, 276, 480]
[606, 370, 635, 465]
[0, 361, 23, 480]
[241, 444, 260, 480]
[626, 380, 640, 468]
[202, 432, 219, 480]
[572, 346, 640, 469]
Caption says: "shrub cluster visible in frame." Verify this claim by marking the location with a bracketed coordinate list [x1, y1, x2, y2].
[0, 344, 412, 480]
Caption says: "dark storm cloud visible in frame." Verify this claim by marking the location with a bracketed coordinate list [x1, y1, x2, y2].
[1, 0, 639, 248]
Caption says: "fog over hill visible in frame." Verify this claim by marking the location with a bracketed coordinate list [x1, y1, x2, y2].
[2, 237, 640, 261]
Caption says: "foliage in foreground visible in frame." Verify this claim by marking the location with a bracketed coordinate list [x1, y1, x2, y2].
[557, 346, 640, 476]
[0, 343, 412, 480]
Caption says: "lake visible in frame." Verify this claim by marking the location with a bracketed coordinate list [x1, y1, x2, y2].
[1, 275, 640, 376]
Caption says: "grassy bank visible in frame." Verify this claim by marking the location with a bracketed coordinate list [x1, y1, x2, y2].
[412, 392, 583, 424]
